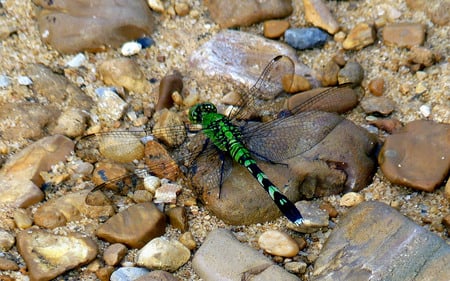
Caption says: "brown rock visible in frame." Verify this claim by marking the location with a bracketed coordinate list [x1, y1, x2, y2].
[51, 107, 88, 138]
[34, 190, 115, 229]
[303, 0, 339, 34]
[34, 0, 154, 53]
[95, 265, 115, 281]
[135, 270, 180, 281]
[282, 74, 312, 93]
[96, 202, 166, 248]
[92, 162, 128, 188]
[368, 78, 385, 96]
[320, 61, 340, 86]
[174, 2, 190, 16]
[98, 58, 151, 94]
[378, 120, 450, 191]
[360, 96, 396, 116]
[103, 243, 128, 266]
[179, 232, 197, 250]
[17, 229, 97, 281]
[0, 257, 19, 271]
[319, 202, 338, 218]
[206, 0, 292, 28]
[408, 46, 441, 68]
[382, 23, 425, 47]
[0, 135, 74, 207]
[368, 118, 403, 134]
[166, 207, 188, 232]
[263, 20, 290, 39]
[153, 109, 187, 147]
[13, 209, 33, 229]
[338, 61, 364, 86]
[343, 23, 376, 50]
[156, 71, 183, 111]
[144, 140, 182, 181]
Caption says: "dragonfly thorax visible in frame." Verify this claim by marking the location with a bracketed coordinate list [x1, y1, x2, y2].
[189, 102, 218, 124]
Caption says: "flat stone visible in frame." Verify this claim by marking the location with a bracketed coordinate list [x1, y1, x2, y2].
[110, 267, 150, 281]
[136, 237, 190, 272]
[0, 135, 74, 207]
[378, 120, 450, 191]
[135, 270, 180, 281]
[263, 20, 290, 39]
[303, 0, 339, 34]
[206, 0, 292, 28]
[258, 230, 299, 257]
[96, 202, 166, 248]
[192, 229, 300, 280]
[312, 201, 450, 281]
[360, 96, 396, 116]
[34, 0, 154, 53]
[190, 30, 316, 91]
[289, 201, 329, 233]
[98, 58, 151, 94]
[382, 23, 425, 47]
[34, 189, 115, 229]
[343, 22, 376, 50]
[17, 229, 97, 281]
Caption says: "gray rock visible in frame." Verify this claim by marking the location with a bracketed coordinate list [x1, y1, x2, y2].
[192, 229, 300, 281]
[110, 267, 150, 281]
[284, 28, 329, 50]
[312, 201, 450, 281]
[338, 61, 364, 86]
[289, 201, 329, 233]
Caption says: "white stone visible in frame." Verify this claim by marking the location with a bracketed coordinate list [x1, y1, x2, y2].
[17, 75, 33, 86]
[258, 230, 299, 257]
[143, 175, 161, 194]
[121, 41, 142, 56]
[66, 53, 86, 67]
[147, 0, 164, 13]
[419, 104, 431, 118]
[95, 87, 127, 121]
[136, 237, 190, 272]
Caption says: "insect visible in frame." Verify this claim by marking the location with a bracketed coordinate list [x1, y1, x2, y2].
[78, 55, 351, 225]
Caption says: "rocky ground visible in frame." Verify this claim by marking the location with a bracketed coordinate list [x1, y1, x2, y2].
[0, 0, 449, 280]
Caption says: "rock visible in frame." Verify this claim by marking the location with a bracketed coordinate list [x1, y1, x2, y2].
[408, 46, 441, 69]
[338, 61, 364, 85]
[96, 265, 115, 281]
[135, 270, 180, 281]
[166, 207, 188, 232]
[0, 135, 74, 207]
[0, 74, 11, 88]
[92, 162, 128, 188]
[406, 0, 449, 26]
[0, 20, 17, 40]
[0, 229, 15, 251]
[110, 267, 150, 281]
[95, 87, 128, 122]
[378, 120, 450, 192]
[339, 192, 365, 207]
[312, 201, 450, 281]
[319, 202, 338, 218]
[382, 23, 425, 47]
[343, 23, 376, 50]
[0, 257, 19, 271]
[284, 28, 329, 50]
[193, 229, 300, 280]
[179, 232, 197, 250]
[282, 74, 312, 93]
[34, 189, 115, 229]
[368, 118, 403, 134]
[155, 70, 183, 111]
[136, 237, 190, 272]
[263, 20, 290, 39]
[368, 78, 385, 96]
[144, 140, 182, 181]
[104, 243, 128, 266]
[319, 61, 340, 86]
[96, 202, 166, 248]
[34, 0, 154, 53]
[98, 58, 150, 94]
[174, 2, 190, 16]
[285, 261, 307, 274]
[360, 96, 396, 116]
[121, 41, 142, 56]
[154, 181, 182, 204]
[65, 53, 86, 67]
[303, 0, 339, 34]
[17, 229, 97, 281]
[13, 208, 33, 229]
[26, 63, 92, 110]
[442, 214, 450, 230]
[152, 109, 186, 147]
[148, 0, 164, 13]
[206, 0, 292, 28]
[190, 30, 316, 90]
[258, 230, 299, 257]
[0, 102, 58, 141]
[289, 201, 329, 233]
[52, 107, 88, 138]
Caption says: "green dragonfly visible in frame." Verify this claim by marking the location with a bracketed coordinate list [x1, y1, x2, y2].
[78, 55, 349, 225]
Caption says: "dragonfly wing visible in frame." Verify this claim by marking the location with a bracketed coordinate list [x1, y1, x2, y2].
[242, 111, 344, 162]
[230, 55, 295, 120]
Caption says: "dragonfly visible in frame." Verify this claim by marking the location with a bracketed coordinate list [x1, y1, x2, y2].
[77, 55, 351, 225]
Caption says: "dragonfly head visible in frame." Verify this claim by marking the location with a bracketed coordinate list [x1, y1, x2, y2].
[189, 102, 217, 124]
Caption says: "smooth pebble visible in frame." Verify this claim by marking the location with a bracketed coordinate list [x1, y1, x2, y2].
[258, 230, 299, 257]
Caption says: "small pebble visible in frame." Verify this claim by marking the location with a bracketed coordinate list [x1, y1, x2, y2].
[132, 190, 153, 203]
[66, 53, 86, 67]
[282, 74, 311, 93]
[382, 23, 425, 47]
[136, 37, 155, 48]
[419, 104, 431, 118]
[136, 238, 190, 272]
[154, 182, 182, 204]
[415, 82, 427, 94]
[166, 206, 188, 232]
[110, 267, 150, 281]
[284, 28, 329, 50]
[95, 87, 128, 121]
[338, 61, 364, 85]
[343, 22, 376, 50]
[0, 257, 19, 271]
[368, 78, 385, 96]
[340, 192, 365, 207]
[13, 209, 33, 229]
[17, 75, 33, 86]
[143, 175, 161, 194]
[174, 2, 190, 16]
[121, 41, 142, 56]
[319, 202, 338, 218]
[147, 0, 164, 13]
[0, 229, 15, 251]
[333, 31, 346, 42]
[360, 96, 396, 116]
[179, 231, 197, 250]
[156, 70, 183, 111]
[0, 75, 11, 88]
[263, 20, 290, 39]
[104, 243, 128, 266]
[320, 60, 340, 86]
[95, 266, 114, 281]
[284, 261, 307, 274]
[303, 0, 339, 34]
[258, 230, 299, 258]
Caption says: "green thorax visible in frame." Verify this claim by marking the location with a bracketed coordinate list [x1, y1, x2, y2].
[189, 103, 249, 163]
